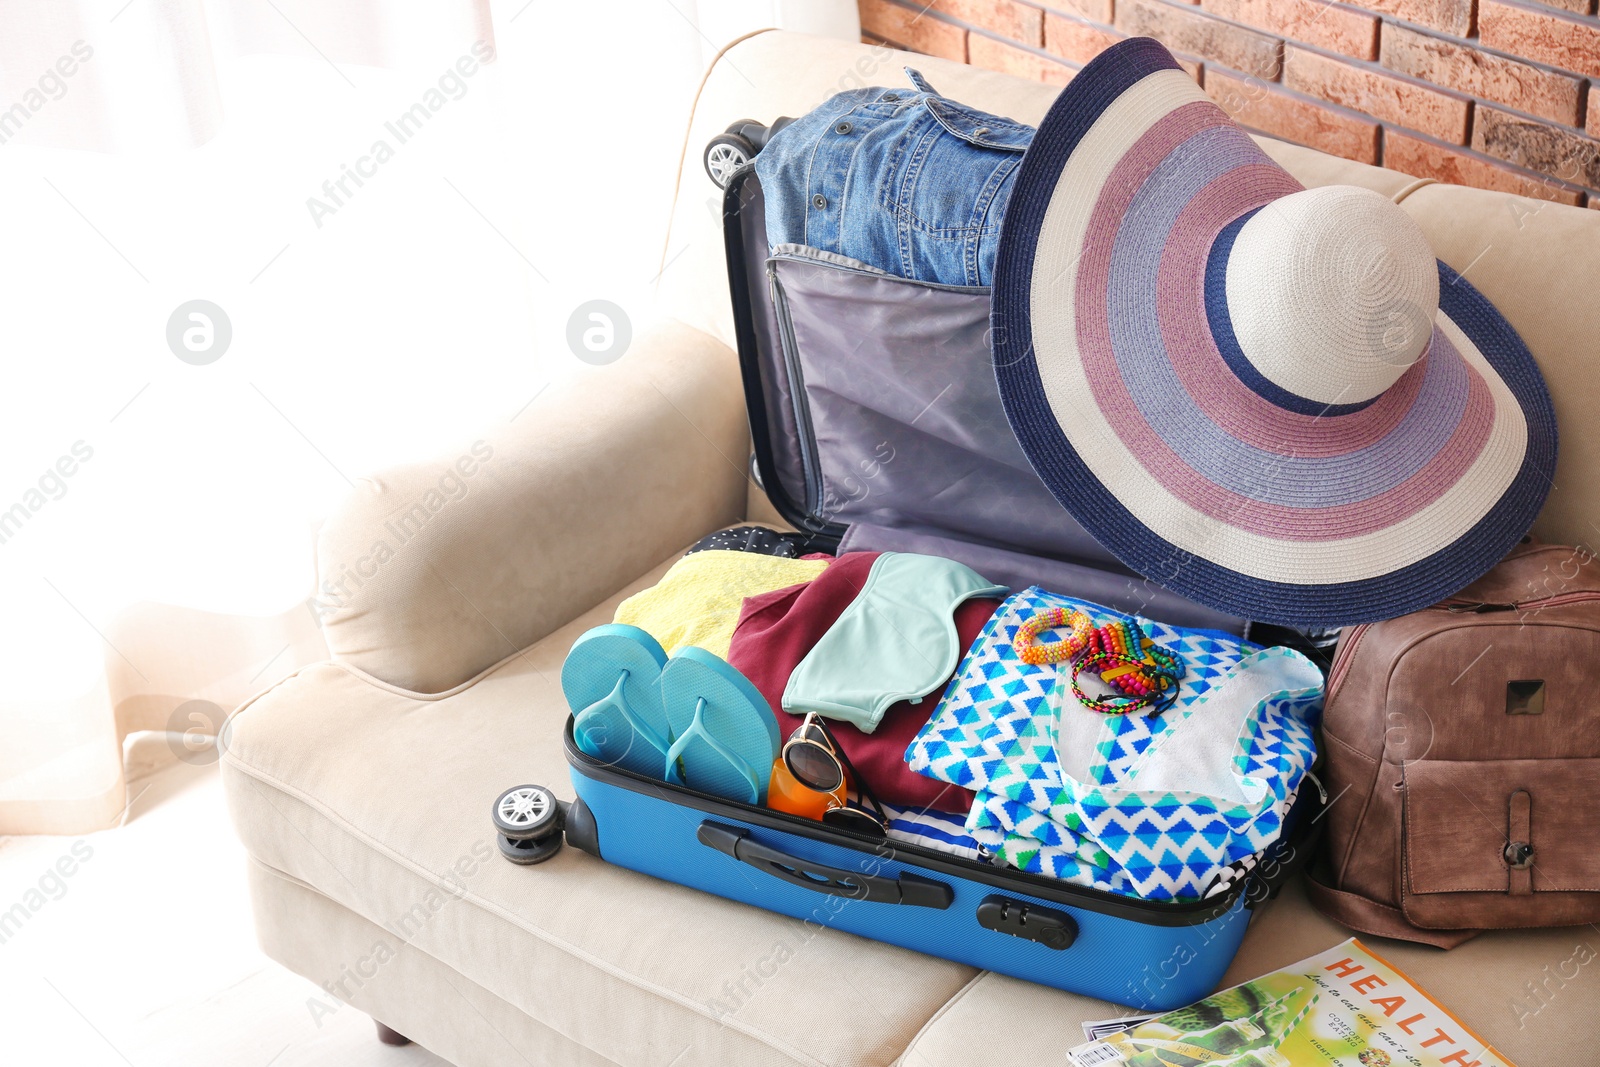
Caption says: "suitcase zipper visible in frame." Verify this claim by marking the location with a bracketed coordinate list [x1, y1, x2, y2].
[1435, 589, 1600, 614]
[1325, 625, 1367, 698]
[767, 264, 826, 524]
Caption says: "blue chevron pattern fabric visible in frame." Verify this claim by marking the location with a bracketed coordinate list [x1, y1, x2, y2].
[906, 588, 1322, 900]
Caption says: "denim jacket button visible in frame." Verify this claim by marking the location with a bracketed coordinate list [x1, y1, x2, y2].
[812, 193, 827, 209]
[835, 121, 853, 135]
[882, 92, 898, 102]
[975, 127, 991, 137]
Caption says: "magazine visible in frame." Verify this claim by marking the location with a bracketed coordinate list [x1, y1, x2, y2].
[1066, 939, 1514, 1067]
[1081, 1014, 1159, 1042]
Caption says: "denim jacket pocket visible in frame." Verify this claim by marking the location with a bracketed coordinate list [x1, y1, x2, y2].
[891, 96, 1032, 236]
[892, 96, 1034, 285]
[923, 96, 1034, 152]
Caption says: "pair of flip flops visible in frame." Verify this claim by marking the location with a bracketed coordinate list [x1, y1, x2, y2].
[563, 624, 780, 806]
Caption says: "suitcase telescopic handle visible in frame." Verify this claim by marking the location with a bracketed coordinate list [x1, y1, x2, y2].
[697, 822, 953, 910]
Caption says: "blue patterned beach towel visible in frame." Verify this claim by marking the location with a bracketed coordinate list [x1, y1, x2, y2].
[907, 588, 1322, 899]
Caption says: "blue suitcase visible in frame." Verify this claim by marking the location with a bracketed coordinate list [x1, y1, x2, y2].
[546, 163, 1325, 1012]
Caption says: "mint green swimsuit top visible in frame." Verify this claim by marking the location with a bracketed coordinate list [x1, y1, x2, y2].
[781, 553, 1007, 733]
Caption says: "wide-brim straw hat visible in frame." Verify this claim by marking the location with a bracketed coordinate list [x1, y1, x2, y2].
[990, 37, 1557, 627]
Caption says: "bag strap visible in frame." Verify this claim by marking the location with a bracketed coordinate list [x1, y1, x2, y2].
[1303, 872, 1481, 949]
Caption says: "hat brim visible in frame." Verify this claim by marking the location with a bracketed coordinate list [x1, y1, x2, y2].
[990, 38, 1557, 627]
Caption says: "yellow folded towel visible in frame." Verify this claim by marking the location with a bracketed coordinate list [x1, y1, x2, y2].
[614, 550, 829, 659]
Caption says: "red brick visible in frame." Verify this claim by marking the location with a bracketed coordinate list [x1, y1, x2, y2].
[929, 0, 1043, 46]
[1207, 69, 1381, 161]
[1383, 128, 1585, 202]
[1528, 0, 1593, 15]
[1343, 0, 1473, 36]
[1200, 0, 1378, 60]
[1039, 0, 1117, 23]
[1479, 0, 1600, 80]
[967, 32, 1076, 85]
[1284, 47, 1470, 142]
[1175, 52, 1206, 82]
[1115, 0, 1284, 79]
[1379, 23, 1583, 125]
[1473, 104, 1600, 187]
[859, 0, 967, 61]
[1043, 12, 1125, 65]
[1589, 85, 1600, 138]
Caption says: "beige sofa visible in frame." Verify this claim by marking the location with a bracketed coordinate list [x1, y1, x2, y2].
[221, 30, 1600, 1067]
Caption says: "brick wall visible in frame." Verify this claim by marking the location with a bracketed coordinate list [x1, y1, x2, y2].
[859, 0, 1600, 207]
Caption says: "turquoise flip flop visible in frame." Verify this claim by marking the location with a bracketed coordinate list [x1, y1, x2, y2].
[563, 624, 673, 779]
[660, 647, 780, 805]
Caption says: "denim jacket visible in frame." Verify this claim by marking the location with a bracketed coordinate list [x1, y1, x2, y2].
[755, 69, 1036, 288]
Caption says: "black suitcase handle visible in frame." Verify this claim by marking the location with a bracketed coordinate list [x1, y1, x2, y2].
[697, 822, 953, 910]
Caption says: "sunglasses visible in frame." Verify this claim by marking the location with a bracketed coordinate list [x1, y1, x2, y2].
[781, 713, 888, 838]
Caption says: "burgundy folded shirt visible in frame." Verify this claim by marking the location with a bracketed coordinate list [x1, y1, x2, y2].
[727, 551, 994, 814]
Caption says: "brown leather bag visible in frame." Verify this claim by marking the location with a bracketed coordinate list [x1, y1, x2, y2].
[1307, 541, 1600, 947]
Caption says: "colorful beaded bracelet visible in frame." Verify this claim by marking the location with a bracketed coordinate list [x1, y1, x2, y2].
[1014, 610, 1186, 715]
[1013, 608, 1094, 665]
[1071, 649, 1183, 715]
[1085, 620, 1182, 694]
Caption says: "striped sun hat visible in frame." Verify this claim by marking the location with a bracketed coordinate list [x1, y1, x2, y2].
[990, 37, 1557, 627]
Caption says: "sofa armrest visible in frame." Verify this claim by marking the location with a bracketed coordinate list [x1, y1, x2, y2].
[313, 321, 750, 693]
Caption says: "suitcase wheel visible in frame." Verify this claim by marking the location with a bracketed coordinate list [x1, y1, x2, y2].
[704, 118, 796, 188]
[704, 132, 755, 189]
[492, 784, 565, 865]
[497, 831, 563, 865]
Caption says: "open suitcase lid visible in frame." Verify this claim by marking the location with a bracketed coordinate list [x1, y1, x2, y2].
[720, 166, 1259, 638]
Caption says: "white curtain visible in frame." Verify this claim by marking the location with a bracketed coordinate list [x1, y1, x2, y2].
[0, 0, 859, 835]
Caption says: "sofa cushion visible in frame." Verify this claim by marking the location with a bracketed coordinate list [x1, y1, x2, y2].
[222, 550, 978, 1067]
[247, 860, 622, 1067]
[311, 321, 749, 695]
[1397, 180, 1600, 550]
